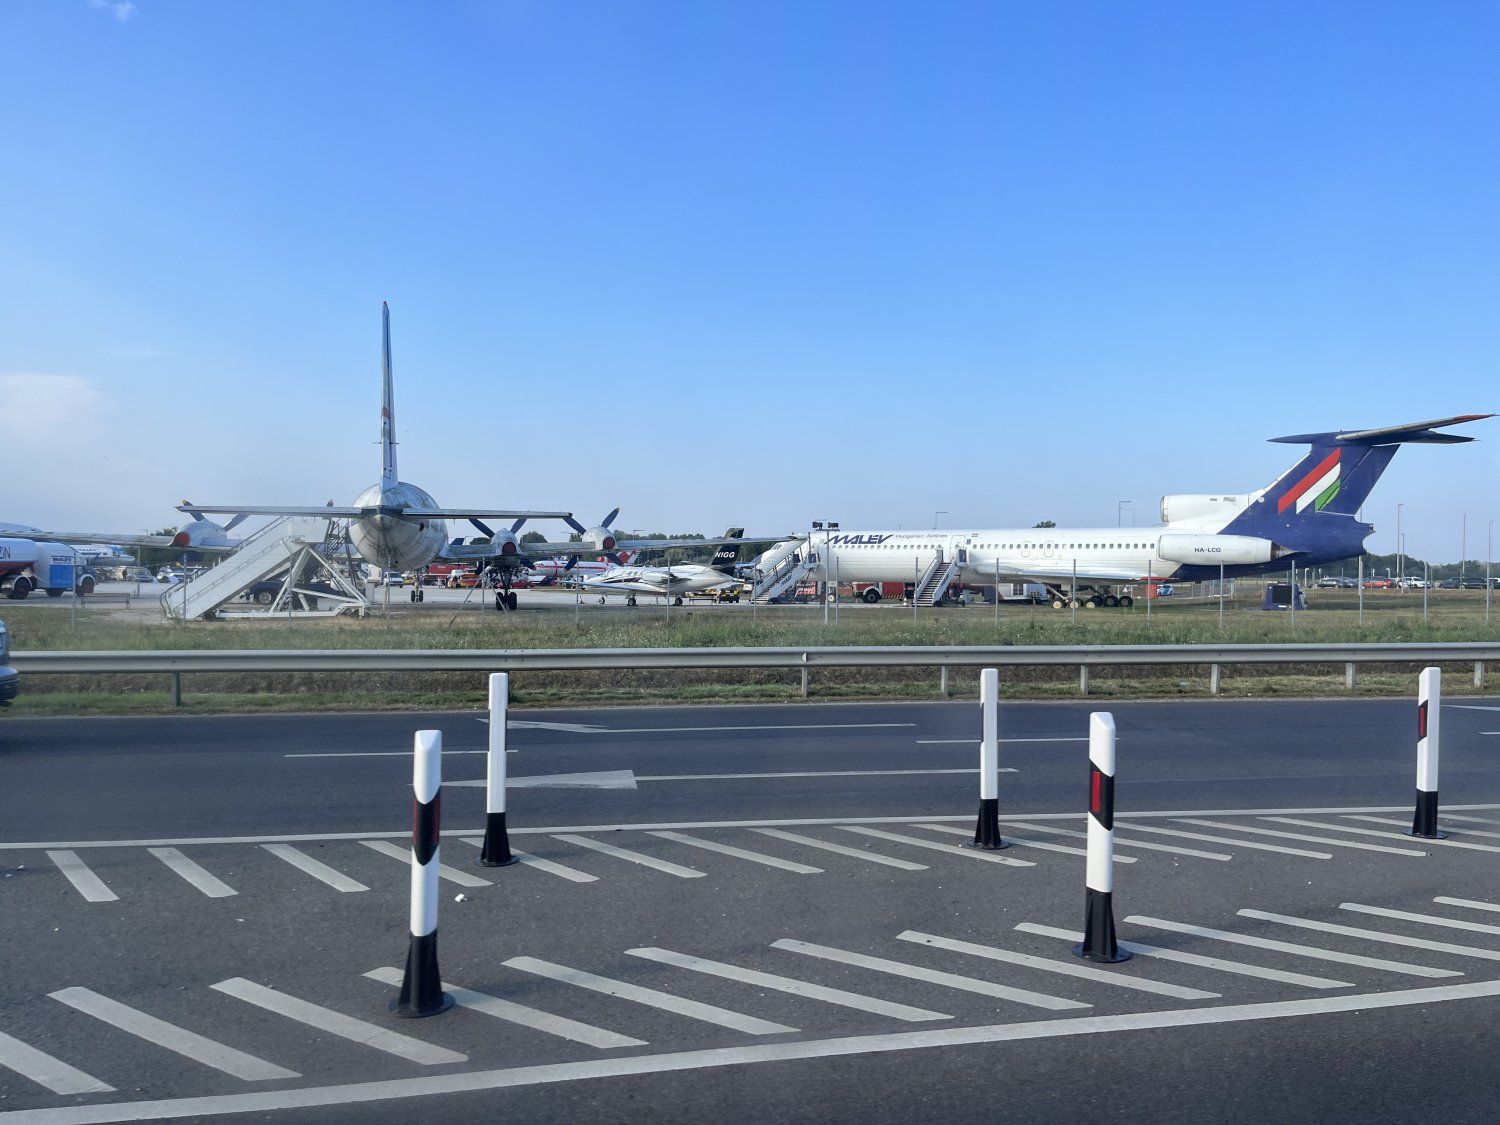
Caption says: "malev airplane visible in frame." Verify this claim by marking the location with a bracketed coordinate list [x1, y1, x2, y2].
[752, 415, 1492, 609]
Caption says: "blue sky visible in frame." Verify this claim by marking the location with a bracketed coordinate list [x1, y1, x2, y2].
[2, 2, 1497, 560]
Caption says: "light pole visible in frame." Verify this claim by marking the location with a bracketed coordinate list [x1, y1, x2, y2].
[933, 511, 947, 530]
[812, 520, 839, 625]
[1462, 513, 1468, 587]
[1396, 503, 1404, 584]
[1487, 519, 1493, 624]
[1117, 500, 1131, 528]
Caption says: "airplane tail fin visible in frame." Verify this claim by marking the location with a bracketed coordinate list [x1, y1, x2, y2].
[380, 302, 397, 489]
[710, 528, 746, 575]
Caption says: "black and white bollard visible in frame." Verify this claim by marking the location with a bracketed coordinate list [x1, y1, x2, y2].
[967, 668, 1008, 850]
[477, 672, 519, 867]
[393, 729, 454, 1018]
[1074, 712, 1130, 963]
[1407, 666, 1448, 840]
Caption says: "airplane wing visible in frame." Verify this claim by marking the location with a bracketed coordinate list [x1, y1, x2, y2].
[2, 529, 238, 554]
[612, 533, 791, 552]
[178, 504, 366, 519]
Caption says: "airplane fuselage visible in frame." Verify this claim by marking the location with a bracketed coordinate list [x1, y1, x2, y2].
[348, 481, 449, 571]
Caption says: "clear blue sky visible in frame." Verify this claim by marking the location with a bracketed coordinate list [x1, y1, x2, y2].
[3, 2, 1496, 561]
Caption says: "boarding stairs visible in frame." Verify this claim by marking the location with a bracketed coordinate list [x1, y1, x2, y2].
[160, 516, 368, 621]
[914, 550, 962, 606]
[751, 549, 819, 604]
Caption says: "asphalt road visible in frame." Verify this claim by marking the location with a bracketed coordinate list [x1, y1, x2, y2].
[2, 697, 1499, 1123]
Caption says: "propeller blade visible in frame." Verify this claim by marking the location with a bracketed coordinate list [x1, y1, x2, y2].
[604, 552, 621, 566]
[564, 516, 588, 535]
[469, 518, 496, 537]
[564, 555, 580, 571]
[223, 513, 248, 532]
[602, 507, 620, 528]
[509, 518, 527, 533]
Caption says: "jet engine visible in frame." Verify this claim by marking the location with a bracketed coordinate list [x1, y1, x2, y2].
[1160, 494, 1254, 525]
[580, 525, 617, 552]
[487, 529, 521, 556]
[170, 521, 233, 550]
[1157, 533, 1282, 566]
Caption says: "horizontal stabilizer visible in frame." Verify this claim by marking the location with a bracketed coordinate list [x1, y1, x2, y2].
[1271, 414, 1494, 446]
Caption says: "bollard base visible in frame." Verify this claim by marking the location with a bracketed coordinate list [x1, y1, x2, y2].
[1405, 789, 1448, 840]
[1073, 887, 1131, 964]
[477, 811, 521, 867]
[391, 931, 453, 1018]
[966, 797, 1010, 850]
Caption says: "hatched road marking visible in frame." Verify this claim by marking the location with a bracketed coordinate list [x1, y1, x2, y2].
[359, 839, 493, 888]
[837, 826, 1035, 867]
[1238, 909, 1500, 963]
[260, 844, 369, 893]
[147, 848, 238, 898]
[750, 829, 929, 871]
[0, 1028, 114, 1095]
[552, 835, 706, 879]
[646, 831, 823, 874]
[45, 849, 117, 902]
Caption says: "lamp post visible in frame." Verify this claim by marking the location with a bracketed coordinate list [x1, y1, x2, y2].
[812, 521, 839, 625]
[1118, 500, 1131, 528]
[1396, 503, 1404, 585]
[933, 511, 947, 530]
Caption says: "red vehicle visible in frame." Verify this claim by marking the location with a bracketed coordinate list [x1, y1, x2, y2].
[1362, 577, 1395, 589]
[846, 581, 907, 604]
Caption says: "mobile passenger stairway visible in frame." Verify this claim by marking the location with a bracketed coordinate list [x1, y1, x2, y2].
[749, 547, 819, 604]
[160, 516, 369, 621]
[913, 550, 962, 607]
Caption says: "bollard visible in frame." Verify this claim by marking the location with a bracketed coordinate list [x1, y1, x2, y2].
[1406, 667, 1448, 840]
[1074, 712, 1129, 963]
[478, 673, 519, 867]
[393, 730, 453, 1018]
[967, 669, 1007, 850]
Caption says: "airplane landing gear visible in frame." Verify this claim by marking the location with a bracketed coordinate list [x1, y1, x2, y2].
[1044, 584, 1133, 610]
[491, 567, 521, 611]
[673, 596, 684, 606]
[626, 596, 637, 607]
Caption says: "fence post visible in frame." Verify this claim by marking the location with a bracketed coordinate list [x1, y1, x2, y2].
[393, 730, 453, 1017]
[967, 668, 1007, 850]
[1345, 662, 1357, 692]
[1407, 667, 1447, 840]
[478, 673, 518, 867]
[1476, 661, 1486, 690]
[800, 654, 809, 698]
[1074, 712, 1128, 962]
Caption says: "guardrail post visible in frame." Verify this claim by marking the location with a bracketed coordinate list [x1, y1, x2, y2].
[478, 673, 518, 867]
[940, 665, 950, 699]
[1078, 665, 1089, 696]
[393, 730, 453, 1018]
[1074, 712, 1129, 963]
[1209, 664, 1220, 696]
[1406, 667, 1447, 840]
[800, 654, 809, 698]
[1476, 661, 1486, 689]
[170, 672, 182, 707]
[967, 669, 1007, 850]
[1345, 662, 1357, 691]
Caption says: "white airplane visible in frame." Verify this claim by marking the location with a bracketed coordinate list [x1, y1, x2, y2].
[751, 414, 1492, 609]
[583, 532, 752, 605]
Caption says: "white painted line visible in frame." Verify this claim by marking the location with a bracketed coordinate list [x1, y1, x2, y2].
[917, 737, 1087, 744]
[1012, 924, 1352, 989]
[602, 722, 918, 734]
[450, 771, 637, 790]
[1237, 909, 1500, 963]
[260, 844, 369, 892]
[1339, 903, 1500, 937]
[1268, 817, 1500, 854]
[45, 849, 118, 902]
[0, 1027, 114, 1094]
[1001, 822, 1231, 862]
[1175, 820, 1426, 857]
[1125, 915, 1459, 978]
[898, 931, 1219, 1000]
[503, 956, 795, 1035]
[1112, 821, 1332, 860]
[552, 835, 706, 879]
[751, 829, 929, 871]
[1342, 815, 1500, 845]
[147, 848, 237, 898]
[626, 947, 952, 1022]
[505, 720, 608, 733]
[12, 980, 1500, 1124]
[48, 987, 297, 1081]
[636, 769, 1015, 782]
[210, 978, 466, 1065]
[647, 831, 823, 874]
[771, 939, 1089, 1010]
[1440, 813, 1500, 828]
[363, 967, 645, 1048]
[1435, 895, 1500, 915]
[285, 751, 488, 759]
[359, 839, 492, 888]
[457, 839, 598, 883]
[914, 823, 1136, 862]
[837, 826, 1035, 867]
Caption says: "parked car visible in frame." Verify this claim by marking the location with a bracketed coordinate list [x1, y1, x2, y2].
[0, 619, 16, 708]
[1398, 577, 1429, 589]
[1438, 577, 1461, 589]
[1315, 576, 1343, 589]
[1361, 578, 1394, 589]
[1461, 579, 1488, 590]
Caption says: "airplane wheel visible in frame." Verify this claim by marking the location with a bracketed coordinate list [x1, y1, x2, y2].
[627, 596, 637, 607]
[1119, 595, 1134, 608]
[1051, 598, 1065, 610]
[1104, 595, 1120, 608]
[1068, 598, 1082, 609]
[495, 594, 504, 611]
[506, 592, 519, 611]
[1084, 597, 1100, 608]
[673, 596, 684, 606]
[599, 597, 606, 604]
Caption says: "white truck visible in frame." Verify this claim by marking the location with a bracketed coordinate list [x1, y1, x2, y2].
[0, 538, 96, 599]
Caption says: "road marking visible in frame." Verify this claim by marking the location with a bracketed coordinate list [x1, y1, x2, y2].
[626, 948, 952, 1022]
[1175, 820, 1426, 857]
[1439, 813, 1500, 828]
[1001, 822, 1231, 861]
[837, 826, 1035, 867]
[285, 751, 489, 759]
[210, 978, 466, 1065]
[1112, 821, 1332, 860]
[635, 769, 1015, 782]
[48, 987, 297, 1081]
[913, 823, 1136, 862]
[1126, 915, 1459, 978]
[917, 737, 1087, 744]
[1267, 816, 1500, 854]
[1435, 895, 1500, 915]
[898, 931, 1219, 1000]
[647, 831, 823, 874]
[750, 829, 928, 871]
[770, 939, 1089, 1010]
[1339, 902, 1500, 937]
[147, 848, 237, 898]
[45, 849, 117, 902]
[1340, 815, 1500, 846]
[11, 980, 1500, 1123]
[503, 720, 608, 733]
[503, 956, 795, 1035]
[362, 967, 645, 1048]
[260, 844, 369, 892]
[1012, 924, 1351, 989]
[359, 839, 493, 888]
[456, 839, 598, 882]
[450, 771, 638, 790]
[553, 835, 707, 878]
[601, 722, 918, 734]
[1237, 909, 1500, 963]
[0, 1028, 114, 1094]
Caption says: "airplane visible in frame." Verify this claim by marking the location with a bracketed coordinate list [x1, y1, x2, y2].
[582, 531, 754, 606]
[524, 553, 639, 585]
[0, 515, 245, 598]
[749, 414, 1494, 610]
[175, 303, 584, 590]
